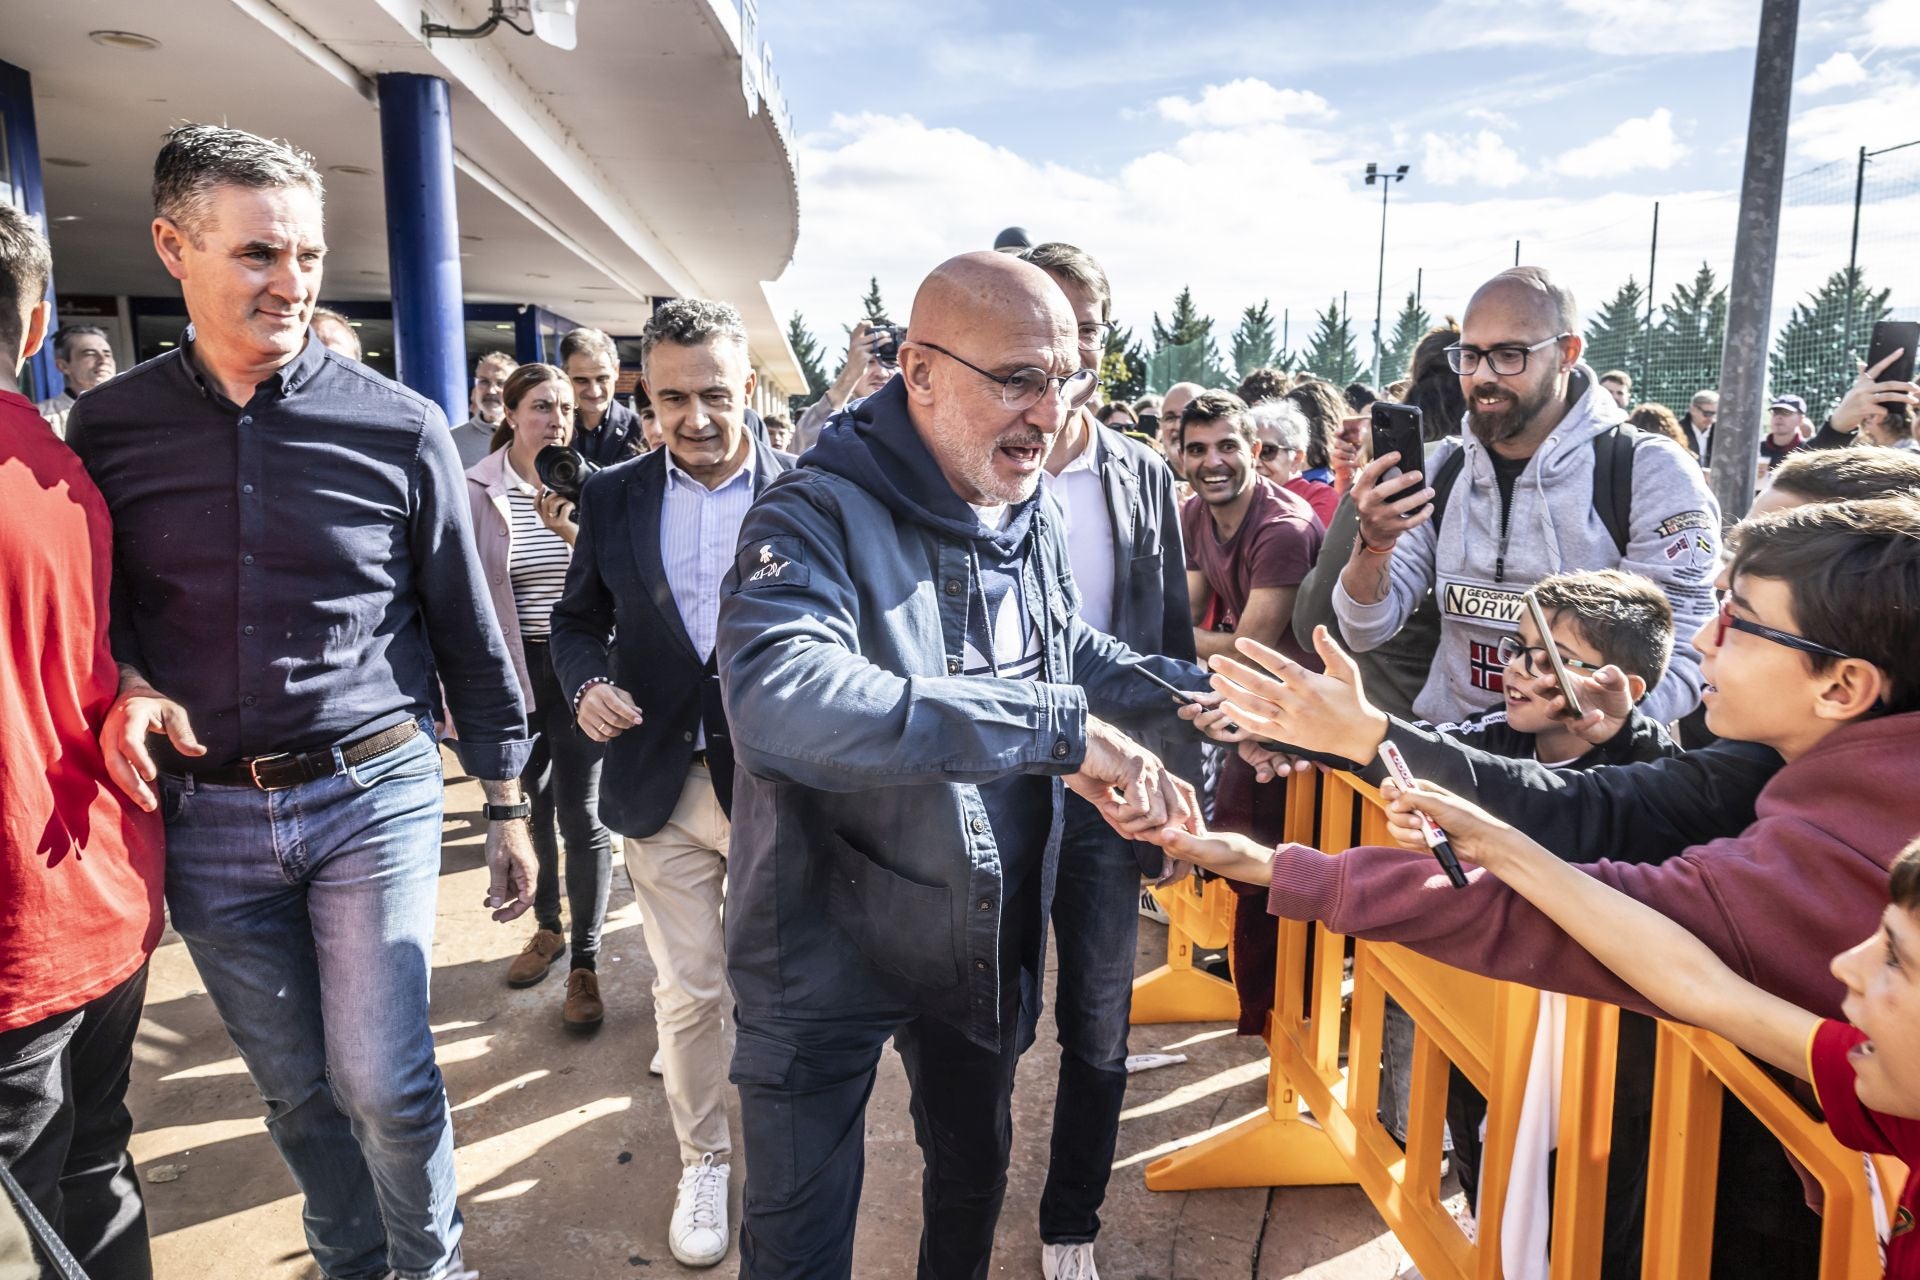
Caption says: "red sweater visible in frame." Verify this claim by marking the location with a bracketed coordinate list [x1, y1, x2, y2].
[1, 393, 164, 1031]
[1265, 712, 1920, 1022]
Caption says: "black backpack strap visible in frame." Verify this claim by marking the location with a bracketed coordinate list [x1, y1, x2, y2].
[1427, 443, 1469, 537]
[1590, 425, 1642, 557]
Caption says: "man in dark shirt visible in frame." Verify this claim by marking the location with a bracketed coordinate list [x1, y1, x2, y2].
[67, 124, 534, 1280]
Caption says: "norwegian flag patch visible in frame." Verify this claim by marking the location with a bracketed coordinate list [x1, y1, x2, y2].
[1468, 641, 1507, 693]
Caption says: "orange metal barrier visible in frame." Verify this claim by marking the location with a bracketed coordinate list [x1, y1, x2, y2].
[1144, 768, 1892, 1279]
[1130, 871, 1239, 1024]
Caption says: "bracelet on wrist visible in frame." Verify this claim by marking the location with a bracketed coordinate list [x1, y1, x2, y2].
[484, 801, 532, 821]
[1357, 535, 1395, 556]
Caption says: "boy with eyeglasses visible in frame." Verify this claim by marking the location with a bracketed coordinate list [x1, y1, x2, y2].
[1162, 495, 1920, 1278]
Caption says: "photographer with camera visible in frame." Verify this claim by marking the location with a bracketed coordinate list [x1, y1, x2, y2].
[792, 317, 902, 452]
[466, 363, 616, 1029]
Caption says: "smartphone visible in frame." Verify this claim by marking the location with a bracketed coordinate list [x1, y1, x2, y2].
[1867, 320, 1919, 387]
[1131, 663, 1201, 707]
[1523, 589, 1585, 719]
[1369, 402, 1424, 478]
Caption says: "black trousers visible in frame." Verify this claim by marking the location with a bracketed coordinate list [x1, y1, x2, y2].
[0, 966, 152, 1280]
[731, 1004, 1023, 1280]
[519, 638, 613, 964]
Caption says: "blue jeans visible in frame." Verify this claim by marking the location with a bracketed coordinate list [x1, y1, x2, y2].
[159, 722, 462, 1280]
[1038, 794, 1140, 1244]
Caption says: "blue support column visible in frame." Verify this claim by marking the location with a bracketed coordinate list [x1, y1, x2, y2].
[377, 73, 467, 425]
[0, 58, 60, 400]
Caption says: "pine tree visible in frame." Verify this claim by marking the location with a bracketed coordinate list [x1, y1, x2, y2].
[1643, 263, 1727, 411]
[1582, 278, 1648, 393]
[1298, 298, 1362, 387]
[785, 312, 829, 416]
[1230, 301, 1278, 382]
[1769, 267, 1892, 416]
[1148, 286, 1230, 390]
[860, 277, 890, 325]
[1102, 323, 1148, 404]
[1379, 292, 1431, 388]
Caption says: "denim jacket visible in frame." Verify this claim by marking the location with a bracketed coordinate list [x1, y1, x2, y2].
[715, 381, 1200, 1049]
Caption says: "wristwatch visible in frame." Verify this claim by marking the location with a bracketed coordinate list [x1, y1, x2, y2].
[484, 801, 532, 821]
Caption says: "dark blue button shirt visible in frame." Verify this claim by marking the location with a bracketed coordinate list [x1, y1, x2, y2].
[67, 332, 532, 779]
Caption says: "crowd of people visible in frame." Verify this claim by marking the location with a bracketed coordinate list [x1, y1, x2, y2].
[3, 118, 1920, 1280]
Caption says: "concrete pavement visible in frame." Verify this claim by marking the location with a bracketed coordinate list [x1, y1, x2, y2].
[127, 759, 1414, 1278]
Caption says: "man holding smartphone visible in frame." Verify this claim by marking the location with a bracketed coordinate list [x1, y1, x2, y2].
[1333, 265, 1718, 726]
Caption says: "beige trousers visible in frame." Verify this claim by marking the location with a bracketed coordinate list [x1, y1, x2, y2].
[624, 763, 731, 1164]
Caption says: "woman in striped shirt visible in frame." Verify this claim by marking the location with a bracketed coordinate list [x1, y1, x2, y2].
[466, 363, 615, 1029]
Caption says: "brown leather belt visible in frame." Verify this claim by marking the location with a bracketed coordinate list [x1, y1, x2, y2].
[189, 720, 422, 791]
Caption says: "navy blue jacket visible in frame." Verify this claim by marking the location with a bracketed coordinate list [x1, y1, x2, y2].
[715, 380, 1202, 1049]
[550, 436, 791, 837]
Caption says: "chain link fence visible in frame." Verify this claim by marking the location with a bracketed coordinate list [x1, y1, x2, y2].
[1128, 139, 1919, 427]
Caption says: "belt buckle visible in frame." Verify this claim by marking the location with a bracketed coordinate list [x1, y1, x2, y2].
[246, 752, 296, 791]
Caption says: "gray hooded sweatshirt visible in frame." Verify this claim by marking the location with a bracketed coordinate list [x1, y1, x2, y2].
[1333, 364, 1719, 725]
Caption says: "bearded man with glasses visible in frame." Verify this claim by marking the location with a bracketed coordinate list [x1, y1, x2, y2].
[715, 251, 1208, 1280]
[1332, 265, 1719, 727]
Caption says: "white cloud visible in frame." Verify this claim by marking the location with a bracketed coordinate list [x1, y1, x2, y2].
[1155, 79, 1333, 129]
[1788, 70, 1920, 162]
[1552, 108, 1688, 175]
[1421, 129, 1530, 188]
[1419, 0, 1758, 56]
[1797, 51, 1869, 95]
[1864, 0, 1919, 49]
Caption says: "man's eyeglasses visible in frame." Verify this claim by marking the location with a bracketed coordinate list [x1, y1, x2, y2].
[914, 341, 1098, 412]
[1444, 333, 1571, 377]
[1713, 599, 1855, 661]
[1496, 634, 1607, 678]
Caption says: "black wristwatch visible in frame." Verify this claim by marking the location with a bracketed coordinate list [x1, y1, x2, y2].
[484, 801, 532, 821]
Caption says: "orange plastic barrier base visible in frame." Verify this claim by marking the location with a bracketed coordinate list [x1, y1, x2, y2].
[1130, 876, 1239, 1025]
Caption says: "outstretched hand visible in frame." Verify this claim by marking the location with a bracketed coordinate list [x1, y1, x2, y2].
[1379, 777, 1545, 875]
[1515, 663, 1635, 744]
[1066, 718, 1202, 840]
[1140, 821, 1279, 888]
[1206, 626, 1390, 765]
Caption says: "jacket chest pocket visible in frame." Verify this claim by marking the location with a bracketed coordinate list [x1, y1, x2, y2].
[825, 830, 960, 988]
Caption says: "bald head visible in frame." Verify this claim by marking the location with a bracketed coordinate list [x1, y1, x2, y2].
[1161, 382, 1204, 422]
[907, 251, 1076, 354]
[1467, 266, 1578, 336]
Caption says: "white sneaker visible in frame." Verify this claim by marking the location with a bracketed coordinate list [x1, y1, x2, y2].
[649, 1048, 664, 1077]
[1042, 1241, 1100, 1279]
[1137, 886, 1169, 925]
[669, 1153, 730, 1267]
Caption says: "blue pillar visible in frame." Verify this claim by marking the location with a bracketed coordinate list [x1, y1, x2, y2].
[377, 73, 467, 425]
[0, 58, 60, 400]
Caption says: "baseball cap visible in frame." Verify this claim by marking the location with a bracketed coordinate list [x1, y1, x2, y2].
[1769, 394, 1807, 414]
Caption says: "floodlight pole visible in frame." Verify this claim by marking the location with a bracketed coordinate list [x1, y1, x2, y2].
[1712, 0, 1799, 524]
[1366, 162, 1408, 388]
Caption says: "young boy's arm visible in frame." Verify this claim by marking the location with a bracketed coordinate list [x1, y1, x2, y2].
[1381, 778, 1819, 1078]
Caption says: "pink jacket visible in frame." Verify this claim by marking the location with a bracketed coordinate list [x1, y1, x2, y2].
[1265, 712, 1920, 1023]
[465, 446, 536, 708]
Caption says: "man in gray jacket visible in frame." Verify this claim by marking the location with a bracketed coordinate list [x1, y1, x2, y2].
[1333, 266, 1718, 725]
[716, 251, 1203, 1280]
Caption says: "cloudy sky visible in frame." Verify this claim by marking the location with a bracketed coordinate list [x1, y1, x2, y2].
[756, 0, 1918, 373]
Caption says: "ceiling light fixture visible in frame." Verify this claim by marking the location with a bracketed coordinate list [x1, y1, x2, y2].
[43, 157, 90, 169]
[51, 215, 82, 223]
[329, 164, 374, 177]
[89, 30, 162, 51]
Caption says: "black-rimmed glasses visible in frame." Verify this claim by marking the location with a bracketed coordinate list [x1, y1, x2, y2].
[1445, 332, 1571, 377]
[1495, 634, 1607, 678]
[1713, 599, 1856, 661]
[915, 341, 1099, 412]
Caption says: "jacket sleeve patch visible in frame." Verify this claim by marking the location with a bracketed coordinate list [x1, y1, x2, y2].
[734, 536, 811, 591]
[1655, 511, 1712, 538]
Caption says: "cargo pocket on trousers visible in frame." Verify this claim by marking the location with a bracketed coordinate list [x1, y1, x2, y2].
[825, 831, 960, 989]
[729, 1030, 800, 1205]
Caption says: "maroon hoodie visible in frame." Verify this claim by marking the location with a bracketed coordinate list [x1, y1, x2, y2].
[1264, 712, 1920, 1022]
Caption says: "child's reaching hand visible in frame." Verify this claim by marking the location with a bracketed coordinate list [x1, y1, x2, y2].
[1379, 777, 1552, 875]
[1144, 820, 1280, 888]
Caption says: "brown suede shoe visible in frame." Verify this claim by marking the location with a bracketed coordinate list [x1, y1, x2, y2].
[563, 968, 605, 1031]
[507, 929, 566, 988]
